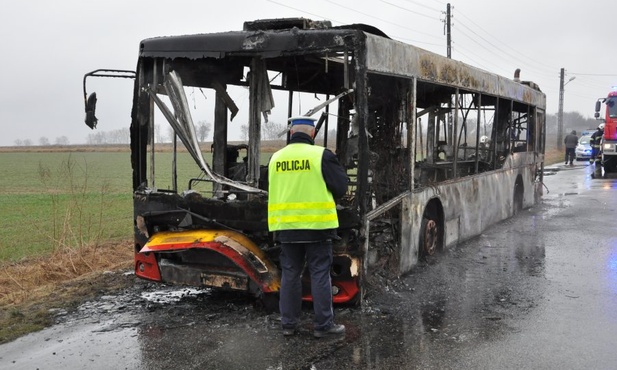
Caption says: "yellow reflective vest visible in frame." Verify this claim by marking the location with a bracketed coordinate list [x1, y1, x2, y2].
[268, 143, 338, 231]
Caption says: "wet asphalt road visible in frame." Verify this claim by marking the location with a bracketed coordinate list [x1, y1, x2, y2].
[2, 162, 617, 370]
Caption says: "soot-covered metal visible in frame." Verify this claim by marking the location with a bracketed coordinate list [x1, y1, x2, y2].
[82, 17, 546, 306]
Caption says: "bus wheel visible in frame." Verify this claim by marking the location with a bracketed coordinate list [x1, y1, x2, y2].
[513, 176, 524, 215]
[422, 218, 438, 256]
[420, 217, 438, 258]
[419, 202, 443, 261]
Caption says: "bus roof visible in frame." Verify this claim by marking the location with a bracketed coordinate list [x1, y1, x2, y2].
[139, 18, 545, 109]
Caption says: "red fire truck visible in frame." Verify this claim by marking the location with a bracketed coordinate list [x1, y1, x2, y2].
[594, 90, 617, 176]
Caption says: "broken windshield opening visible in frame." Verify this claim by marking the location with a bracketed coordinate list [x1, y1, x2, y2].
[148, 70, 266, 195]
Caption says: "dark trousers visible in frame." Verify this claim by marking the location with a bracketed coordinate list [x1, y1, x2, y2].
[591, 147, 600, 162]
[279, 241, 333, 331]
[565, 148, 575, 163]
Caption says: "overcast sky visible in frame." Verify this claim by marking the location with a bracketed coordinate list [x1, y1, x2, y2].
[1, 0, 615, 146]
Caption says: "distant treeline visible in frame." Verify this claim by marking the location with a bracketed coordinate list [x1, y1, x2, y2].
[9, 111, 600, 147]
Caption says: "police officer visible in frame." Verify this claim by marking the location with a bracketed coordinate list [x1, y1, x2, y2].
[268, 116, 348, 338]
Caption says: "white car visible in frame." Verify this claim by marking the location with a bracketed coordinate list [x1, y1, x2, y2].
[575, 135, 592, 161]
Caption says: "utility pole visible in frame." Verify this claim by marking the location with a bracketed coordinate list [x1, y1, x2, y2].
[445, 3, 452, 58]
[557, 68, 576, 151]
[557, 68, 565, 151]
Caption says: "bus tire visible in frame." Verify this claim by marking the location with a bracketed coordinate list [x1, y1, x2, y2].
[513, 176, 524, 215]
[419, 204, 443, 260]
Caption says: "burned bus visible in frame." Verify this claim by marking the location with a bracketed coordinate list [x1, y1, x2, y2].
[83, 18, 546, 307]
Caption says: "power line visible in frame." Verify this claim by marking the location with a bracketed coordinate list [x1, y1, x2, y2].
[327, 0, 443, 40]
[425, 0, 447, 7]
[397, 0, 443, 13]
[450, 46, 492, 71]
[267, 0, 444, 45]
[390, 35, 443, 48]
[266, 0, 345, 24]
[451, 9, 615, 110]
[380, 0, 441, 19]
[454, 29, 532, 79]
[453, 20, 555, 80]
[454, 9, 557, 73]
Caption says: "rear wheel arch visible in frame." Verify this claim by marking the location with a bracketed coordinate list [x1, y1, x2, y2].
[513, 175, 524, 215]
[419, 198, 445, 260]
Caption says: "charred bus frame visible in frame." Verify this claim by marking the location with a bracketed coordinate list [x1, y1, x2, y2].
[83, 18, 546, 306]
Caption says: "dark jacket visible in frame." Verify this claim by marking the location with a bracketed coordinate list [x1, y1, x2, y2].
[272, 132, 348, 243]
[591, 129, 604, 148]
[564, 132, 579, 149]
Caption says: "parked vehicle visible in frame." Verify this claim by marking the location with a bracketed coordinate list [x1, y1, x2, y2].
[594, 90, 617, 175]
[575, 135, 592, 161]
[581, 129, 595, 136]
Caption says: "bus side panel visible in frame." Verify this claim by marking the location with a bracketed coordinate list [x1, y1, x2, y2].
[399, 154, 539, 274]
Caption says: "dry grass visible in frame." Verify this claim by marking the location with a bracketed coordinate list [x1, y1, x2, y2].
[0, 241, 133, 306]
[544, 146, 562, 165]
[0, 240, 134, 344]
[0, 144, 130, 153]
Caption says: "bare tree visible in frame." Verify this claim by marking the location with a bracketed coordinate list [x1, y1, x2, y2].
[120, 128, 130, 144]
[14, 139, 23, 146]
[262, 120, 286, 140]
[109, 128, 130, 144]
[240, 124, 249, 141]
[39, 136, 50, 146]
[155, 124, 164, 143]
[87, 131, 104, 145]
[196, 121, 212, 143]
[23, 139, 33, 147]
[55, 136, 69, 145]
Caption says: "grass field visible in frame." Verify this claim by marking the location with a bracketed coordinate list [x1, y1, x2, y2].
[0, 146, 283, 262]
[0, 151, 135, 261]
